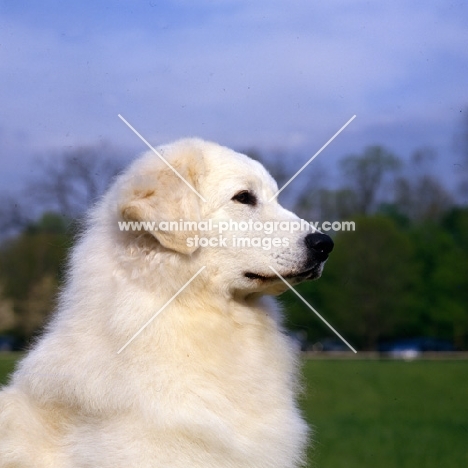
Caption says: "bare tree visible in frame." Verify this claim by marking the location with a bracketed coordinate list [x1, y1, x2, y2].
[341, 146, 401, 215]
[19, 274, 57, 338]
[0, 194, 28, 239]
[29, 143, 127, 218]
[394, 148, 453, 221]
[292, 162, 330, 220]
[0, 282, 15, 333]
[310, 188, 358, 221]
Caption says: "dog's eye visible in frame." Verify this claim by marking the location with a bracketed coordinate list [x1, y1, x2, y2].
[232, 190, 257, 206]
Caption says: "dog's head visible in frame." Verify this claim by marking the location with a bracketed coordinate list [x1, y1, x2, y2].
[116, 138, 333, 296]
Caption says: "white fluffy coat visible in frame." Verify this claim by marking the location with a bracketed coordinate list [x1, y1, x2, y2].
[0, 139, 322, 468]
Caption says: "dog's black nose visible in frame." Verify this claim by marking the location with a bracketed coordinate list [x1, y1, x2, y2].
[305, 233, 334, 259]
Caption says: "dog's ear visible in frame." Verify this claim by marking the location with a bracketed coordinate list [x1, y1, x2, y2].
[119, 146, 204, 255]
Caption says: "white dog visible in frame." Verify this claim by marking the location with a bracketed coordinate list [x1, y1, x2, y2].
[0, 139, 333, 467]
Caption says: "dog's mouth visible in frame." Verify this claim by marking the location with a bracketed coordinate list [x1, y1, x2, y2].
[244, 272, 276, 281]
[244, 267, 319, 282]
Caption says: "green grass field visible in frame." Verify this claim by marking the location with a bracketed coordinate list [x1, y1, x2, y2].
[1, 355, 467, 467]
[301, 359, 468, 468]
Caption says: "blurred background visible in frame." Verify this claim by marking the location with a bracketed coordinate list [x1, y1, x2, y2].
[0, 1, 467, 466]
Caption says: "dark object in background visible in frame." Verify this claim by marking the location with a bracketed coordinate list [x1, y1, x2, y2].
[0, 335, 16, 352]
[379, 337, 455, 357]
[313, 338, 351, 352]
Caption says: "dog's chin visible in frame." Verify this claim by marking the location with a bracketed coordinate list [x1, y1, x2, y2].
[298, 264, 324, 281]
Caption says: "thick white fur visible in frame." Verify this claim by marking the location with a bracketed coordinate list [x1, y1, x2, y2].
[0, 139, 319, 467]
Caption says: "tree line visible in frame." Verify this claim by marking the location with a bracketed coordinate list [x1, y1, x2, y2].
[0, 134, 467, 350]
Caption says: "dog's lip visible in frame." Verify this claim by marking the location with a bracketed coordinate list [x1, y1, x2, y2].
[244, 272, 277, 281]
[244, 267, 317, 281]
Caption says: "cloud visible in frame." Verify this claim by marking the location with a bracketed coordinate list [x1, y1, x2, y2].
[0, 0, 467, 192]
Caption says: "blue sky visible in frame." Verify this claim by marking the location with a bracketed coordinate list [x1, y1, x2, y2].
[1, 0, 467, 194]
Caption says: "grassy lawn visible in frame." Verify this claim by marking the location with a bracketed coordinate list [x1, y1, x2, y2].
[0, 354, 467, 467]
[301, 359, 468, 468]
